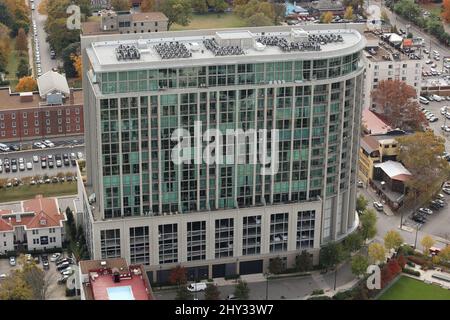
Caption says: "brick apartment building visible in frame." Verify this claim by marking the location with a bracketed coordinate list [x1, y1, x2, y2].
[0, 72, 84, 142]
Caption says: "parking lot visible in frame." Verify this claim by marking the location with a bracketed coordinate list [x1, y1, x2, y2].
[0, 253, 72, 300]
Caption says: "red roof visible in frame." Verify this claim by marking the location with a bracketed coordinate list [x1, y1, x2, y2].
[362, 109, 392, 134]
[0, 195, 65, 231]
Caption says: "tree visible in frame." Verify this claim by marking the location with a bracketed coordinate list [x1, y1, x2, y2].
[212, 0, 228, 13]
[360, 209, 377, 241]
[351, 255, 369, 277]
[234, 280, 250, 300]
[15, 27, 28, 52]
[443, 0, 450, 23]
[295, 250, 313, 272]
[356, 195, 368, 212]
[320, 11, 333, 23]
[386, 258, 401, 275]
[397, 255, 407, 269]
[383, 230, 404, 251]
[368, 243, 386, 264]
[191, 0, 208, 13]
[247, 12, 273, 27]
[140, 0, 155, 12]
[438, 245, 450, 262]
[38, 0, 48, 15]
[169, 265, 187, 287]
[71, 53, 82, 79]
[0, 271, 33, 300]
[343, 232, 363, 253]
[175, 285, 193, 300]
[420, 235, 435, 255]
[272, 3, 285, 25]
[344, 6, 354, 20]
[110, 0, 130, 11]
[15, 76, 37, 92]
[397, 132, 450, 207]
[159, 0, 192, 30]
[20, 260, 49, 300]
[319, 242, 344, 271]
[204, 283, 221, 300]
[268, 257, 284, 274]
[371, 80, 427, 131]
[16, 59, 29, 78]
[62, 42, 80, 78]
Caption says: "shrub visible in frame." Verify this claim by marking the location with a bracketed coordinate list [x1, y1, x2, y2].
[402, 268, 421, 277]
[224, 274, 240, 280]
[307, 295, 331, 300]
[311, 289, 324, 296]
[333, 290, 354, 300]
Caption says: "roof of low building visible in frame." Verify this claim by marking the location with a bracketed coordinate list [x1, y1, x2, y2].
[362, 109, 392, 134]
[37, 71, 70, 98]
[130, 12, 168, 22]
[374, 160, 412, 180]
[79, 258, 129, 275]
[360, 135, 380, 153]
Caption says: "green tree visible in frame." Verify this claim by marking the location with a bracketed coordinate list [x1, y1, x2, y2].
[159, 0, 192, 30]
[204, 283, 221, 300]
[247, 12, 273, 26]
[319, 242, 344, 271]
[16, 59, 29, 78]
[20, 260, 49, 300]
[212, 0, 228, 13]
[351, 255, 369, 277]
[360, 209, 377, 241]
[268, 257, 284, 274]
[0, 271, 33, 300]
[65, 206, 76, 240]
[295, 250, 313, 272]
[175, 286, 193, 300]
[356, 195, 368, 212]
[62, 42, 80, 78]
[343, 231, 363, 253]
[110, 0, 130, 11]
[191, 0, 208, 13]
[234, 280, 250, 300]
[368, 243, 386, 264]
[383, 230, 404, 251]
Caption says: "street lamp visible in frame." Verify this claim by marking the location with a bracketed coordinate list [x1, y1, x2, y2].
[333, 264, 338, 291]
[414, 223, 419, 249]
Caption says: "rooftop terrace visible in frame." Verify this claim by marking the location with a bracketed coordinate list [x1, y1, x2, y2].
[84, 27, 365, 72]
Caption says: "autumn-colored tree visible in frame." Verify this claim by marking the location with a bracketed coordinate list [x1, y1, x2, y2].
[397, 255, 407, 269]
[344, 6, 354, 20]
[442, 0, 450, 23]
[368, 242, 386, 264]
[15, 28, 28, 53]
[0, 271, 33, 300]
[140, 0, 155, 12]
[15, 76, 37, 92]
[371, 80, 427, 130]
[380, 264, 393, 288]
[397, 132, 450, 207]
[383, 230, 404, 251]
[169, 265, 187, 287]
[71, 53, 82, 79]
[38, 0, 48, 15]
[381, 9, 390, 25]
[110, 0, 130, 11]
[420, 235, 435, 255]
[387, 258, 402, 275]
[320, 11, 333, 23]
[438, 245, 450, 262]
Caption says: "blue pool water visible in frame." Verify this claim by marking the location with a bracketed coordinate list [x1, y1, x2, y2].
[107, 286, 135, 300]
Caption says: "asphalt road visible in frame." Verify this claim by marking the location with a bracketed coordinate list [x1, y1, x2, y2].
[0, 145, 84, 179]
[31, 0, 60, 74]
[6, 135, 85, 151]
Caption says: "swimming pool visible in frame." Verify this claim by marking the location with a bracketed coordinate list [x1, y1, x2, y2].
[107, 286, 135, 300]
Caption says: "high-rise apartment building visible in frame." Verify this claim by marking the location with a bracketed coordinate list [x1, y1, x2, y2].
[79, 26, 365, 282]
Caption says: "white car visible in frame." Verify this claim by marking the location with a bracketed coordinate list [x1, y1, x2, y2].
[0, 274, 7, 280]
[441, 125, 450, 132]
[186, 282, 207, 292]
[43, 140, 55, 148]
[443, 187, 450, 195]
[441, 106, 448, 114]
[34, 142, 46, 149]
[33, 155, 39, 163]
[9, 257, 16, 266]
[26, 162, 32, 170]
[50, 253, 61, 262]
[433, 95, 443, 101]
[373, 201, 384, 211]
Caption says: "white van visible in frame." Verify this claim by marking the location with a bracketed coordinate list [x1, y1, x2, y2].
[0, 143, 9, 152]
[419, 96, 429, 104]
[433, 94, 443, 102]
[186, 282, 207, 292]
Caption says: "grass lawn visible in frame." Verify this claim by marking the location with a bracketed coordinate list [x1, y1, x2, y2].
[6, 38, 30, 90]
[0, 183, 77, 203]
[171, 13, 247, 31]
[379, 276, 450, 300]
[419, 3, 442, 15]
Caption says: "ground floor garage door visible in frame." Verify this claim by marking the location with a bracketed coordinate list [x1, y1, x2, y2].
[239, 260, 263, 275]
[212, 263, 237, 278]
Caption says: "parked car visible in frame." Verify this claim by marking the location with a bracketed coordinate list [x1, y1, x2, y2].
[42, 140, 55, 148]
[57, 262, 70, 271]
[43, 261, 50, 270]
[50, 253, 61, 262]
[33, 155, 39, 163]
[57, 275, 70, 284]
[418, 207, 433, 215]
[9, 256, 16, 266]
[186, 282, 207, 292]
[33, 141, 46, 149]
[373, 201, 384, 212]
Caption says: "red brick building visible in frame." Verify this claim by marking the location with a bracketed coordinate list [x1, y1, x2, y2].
[0, 88, 83, 142]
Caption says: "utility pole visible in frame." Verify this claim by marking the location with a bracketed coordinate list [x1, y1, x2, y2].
[414, 223, 419, 249]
